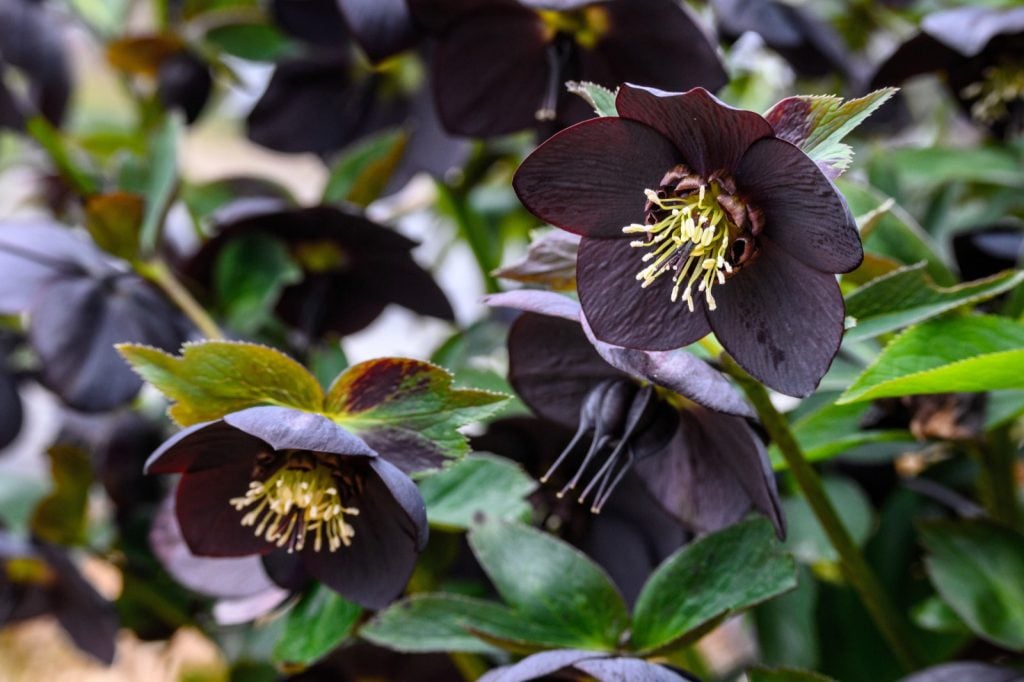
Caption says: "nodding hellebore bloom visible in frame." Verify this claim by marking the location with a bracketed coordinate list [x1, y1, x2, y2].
[407, 0, 727, 136]
[872, 5, 1024, 139]
[513, 84, 863, 397]
[490, 290, 784, 538]
[479, 648, 699, 682]
[145, 406, 428, 609]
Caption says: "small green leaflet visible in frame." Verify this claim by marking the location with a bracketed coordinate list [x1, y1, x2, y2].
[838, 315, 1024, 403]
[566, 81, 618, 117]
[765, 89, 896, 179]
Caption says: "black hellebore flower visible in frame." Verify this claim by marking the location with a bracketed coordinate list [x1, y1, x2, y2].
[514, 84, 863, 397]
[145, 406, 428, 609]
[185, 203, 454, 338]
[871, 6, 1024, 139]
[479, 648, 699, 682]
[492, 290, 784, 538]
[0, 0, 72, 130]
[0, 221, 190, 411]
[407, 0, 727, 137]
[0, 531, 119, 664]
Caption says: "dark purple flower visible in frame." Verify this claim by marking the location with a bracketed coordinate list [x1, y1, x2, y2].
[156, 50, 213, 125]
[145, 405, 428, 609]
[183, 203, 454, 338]
[0, 331, 23, 450]
[0, 0, 72, 130]
[408, 0, 727, 137]
[0, 532, 119, 664]
[491, 291, 784, 538]
[0, 221, 191, 411]
[337, 0, 419, 63]
[952, 222, 1023, 282]
[513, 84, 862, 396]
[871, 6, 1024, 139]
[479, 649, 699, 682]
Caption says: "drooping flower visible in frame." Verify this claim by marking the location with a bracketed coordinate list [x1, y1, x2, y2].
[513, 84, 863, 396]
[145, 405, 428, 609]
[479, 648, 699, 682]
[489, 290, 784, 538]
[871, 6, 1024, 139]
[0, 0, 72, 130]
[407, 0, 727, 137]
[0, 531, 119, 664]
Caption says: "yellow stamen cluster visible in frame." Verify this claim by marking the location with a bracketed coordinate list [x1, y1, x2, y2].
[961, 59, 1024, 125]
[537, 7, 610, 50]
[623, 185, 734, 311]
[230, 464, 359, 553]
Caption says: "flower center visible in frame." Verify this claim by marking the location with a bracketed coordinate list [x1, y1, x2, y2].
[623, 166, 762, 312]
[537, 7, 610, 50]
[961, 58, 1024, 126]
[229, 453, 360, 554]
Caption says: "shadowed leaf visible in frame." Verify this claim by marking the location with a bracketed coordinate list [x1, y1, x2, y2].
[30, 445, 93, 545]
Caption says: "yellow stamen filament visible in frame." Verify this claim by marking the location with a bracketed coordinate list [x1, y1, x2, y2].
[623, 186, 734, 311]
[230, 465, 359, 554]
[961, 59, 1024, 125]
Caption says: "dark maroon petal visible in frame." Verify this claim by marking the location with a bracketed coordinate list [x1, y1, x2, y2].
[507, 313, 625, 429]
[616, 84, 774, 177]
[690, 408, 784, 538]
[579, 315, 754, 419]
[223, 406, 377, 457]
[591, 0, 726, 94]
[902, 662, 1024, 682]
[921, 6, 1024, 57]
[408, 0, 524, 33]
[271, 0, 350, 46]
[301, 459, 425, 609]
[337, 0, 418, 62]
[870, 33, 958, 89]
[484, 290, 581, 321]
[430, 8, 549, 136]
[514, 118, 678, 239]
[478, 650, 605, 682]
[145, 419, 266, 474]
[577, 237, 711, 351]
[175, 461, 274, 557]
[709, 239, 844, 397]
[736, 137, 861, 273]
[574, 657, 695, 682]
[0, 0, 71, 126]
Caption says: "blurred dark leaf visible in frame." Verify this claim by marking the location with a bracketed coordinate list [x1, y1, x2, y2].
[205, 23, 296, 62]
[755, 565, 820, 670]
[783, 477, 874, 565]
[84, 192, 144, 261]
[30, 445, 93, 545]
[140, 114, 181, 254]
[322, 128, 408, 207]
[911, 595, 971, 635]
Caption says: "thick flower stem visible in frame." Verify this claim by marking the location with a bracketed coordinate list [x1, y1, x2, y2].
[137, 259, 225, 340]
[719, 355, 923, 672]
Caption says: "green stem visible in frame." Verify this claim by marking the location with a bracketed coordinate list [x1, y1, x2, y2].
[719, 355, 923, 672]
[137, 259, 224, 340]
[435, 183, 500, 294]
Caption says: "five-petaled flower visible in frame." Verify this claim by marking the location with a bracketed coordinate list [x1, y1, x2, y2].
[514, 84, 863, 396]
[145, 405, 428, 609]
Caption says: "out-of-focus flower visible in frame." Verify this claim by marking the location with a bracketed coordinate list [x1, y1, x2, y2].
[0, 331, 23, 450]
[0, 221, 190, 411]
[0, 0, 71, 129]
[952, 222, 1024, 282]
[407, 0, 727, 136]
[156, 50, 213, 125]
[0, 531, 119, 664]
[514, 84, 862, 396]
[871, 6, 1024, 139]
[145, 405, 428, 609]
[479, 648, 700, 682]
[183, 203, 454, 338]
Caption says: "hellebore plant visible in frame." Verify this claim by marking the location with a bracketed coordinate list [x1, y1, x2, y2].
[514, 84, 863, 396]
[0, 0, 71, 129]
[145, 405, 428, 609]
[408, 0, 727, 136]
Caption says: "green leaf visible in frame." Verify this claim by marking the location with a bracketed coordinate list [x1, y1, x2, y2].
[273, 585, 361, 667]
[29, 445, 93, 545]
[986, 390, 1024, 430]
[360, 594, 510, 654]
[419, 455, 536, 529]
[213, 233, 301, 333]
[84, 192, 144, 261]
[845, 263, 1024, 341]
[882, 146, 1024, 188]
[630, 518, 797, 654]
[117, 340, 324, 425]
[784, 477, 874, 565]
[748, 667, 837, 682]
[327, 358, 508, 466]
[565, 81, 617, 117]
[467, 520, 629, 650]
[25, 117, 99, 195]
[919, 520, 1024, 650]
[204, 23, 295, 62]
[912, 595, 971, 635]
[140, 114, 181, 255]
[322, 129, 408, 207]
[764, 89, 895, 178]
[838, 315, 1024, 404]
[754, 565, 819, 670]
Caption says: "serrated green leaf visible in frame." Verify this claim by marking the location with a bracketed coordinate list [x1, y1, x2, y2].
[765, 89, 895, 178]
[838, 315, 1024, 404]
[419, 455, 536, 529]
[919, 520, 1024, 650]
[468, 520, 629, 651]
[327, 358, 508, 466]
[322, 129, 408, 207]
[845, 263, 1024, 341]
[565, 81, 617, 117]
[360, 593, 515, 654]
[29, 445, 93, 545]
[784, 477, 874, 565]
[630, 518, 797, 654]
[273, 585, 361, 667]
[117, 341, 324, 425]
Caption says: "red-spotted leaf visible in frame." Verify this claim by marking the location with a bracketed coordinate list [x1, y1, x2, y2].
[117, 341, 324, 425]
[326, 359, 509, 473]
[765, 89, 896, 180]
